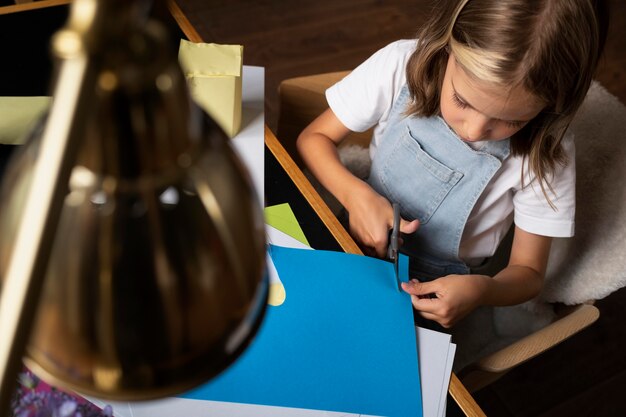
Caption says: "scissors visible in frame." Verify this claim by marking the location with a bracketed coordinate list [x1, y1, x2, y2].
[387, 203, 402, 292]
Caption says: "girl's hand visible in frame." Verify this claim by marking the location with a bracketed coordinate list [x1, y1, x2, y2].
[401, 274, 490, 328]
[400, 227, 551, 328]
[345, 183, 419, 258]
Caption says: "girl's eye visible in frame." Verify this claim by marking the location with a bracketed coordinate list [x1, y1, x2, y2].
[451, 91, 526, 129]
[451, 93, 468, 109]
[504, 120, 525, 129]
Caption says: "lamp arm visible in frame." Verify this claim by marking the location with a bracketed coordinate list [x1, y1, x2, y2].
[0, 49, 95, 414]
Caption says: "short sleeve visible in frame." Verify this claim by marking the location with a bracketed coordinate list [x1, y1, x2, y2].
[325, 40, 415, 133]
[513, 134, 576, 237]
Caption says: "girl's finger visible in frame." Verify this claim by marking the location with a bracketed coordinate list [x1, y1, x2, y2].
[411, 296, 441, 314]
[400, 218, 420, 234]
[401, 279, 438, 297]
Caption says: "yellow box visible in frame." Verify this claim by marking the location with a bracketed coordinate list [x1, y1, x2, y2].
[178, 40, 243, 138]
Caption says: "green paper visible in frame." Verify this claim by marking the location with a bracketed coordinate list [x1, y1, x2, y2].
[264, 203, 310, 246]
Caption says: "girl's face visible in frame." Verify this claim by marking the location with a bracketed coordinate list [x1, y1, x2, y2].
[439, 54, 545, 142]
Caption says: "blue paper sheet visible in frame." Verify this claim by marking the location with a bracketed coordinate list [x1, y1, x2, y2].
[182, 246, 422, 417]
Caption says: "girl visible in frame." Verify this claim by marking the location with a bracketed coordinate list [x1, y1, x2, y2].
[296, 0, 609, 328]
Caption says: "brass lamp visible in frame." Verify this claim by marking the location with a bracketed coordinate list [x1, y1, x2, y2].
[0, 0, 267, 413]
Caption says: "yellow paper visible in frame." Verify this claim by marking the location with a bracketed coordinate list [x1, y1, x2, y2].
[178, 40, 243, 138]
[265, 203, 311, 306]
[0, 97, 50, 144]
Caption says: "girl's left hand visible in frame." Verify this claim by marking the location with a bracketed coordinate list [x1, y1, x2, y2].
[400, 275, 490, 328]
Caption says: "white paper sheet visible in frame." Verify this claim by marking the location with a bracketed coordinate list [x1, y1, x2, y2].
[231, 65, 265, 209]
[439, 342, 457, 417]
[266, 224, 312, 251]
[416, 326, 456, 417]
[87, 396, 365, 417]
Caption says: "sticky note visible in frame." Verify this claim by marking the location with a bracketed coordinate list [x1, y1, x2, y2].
[178, 40, 243, 138]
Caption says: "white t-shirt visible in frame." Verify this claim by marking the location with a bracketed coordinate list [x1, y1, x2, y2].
[326, 40, 575, 265]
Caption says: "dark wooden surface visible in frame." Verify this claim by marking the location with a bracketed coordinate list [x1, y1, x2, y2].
[172, 1, 626, 416]
[174, 0, 626, 133]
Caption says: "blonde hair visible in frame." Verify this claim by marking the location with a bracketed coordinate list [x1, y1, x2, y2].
[406, 0, 609, 202]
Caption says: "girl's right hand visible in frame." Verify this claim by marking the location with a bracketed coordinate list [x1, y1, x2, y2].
[345, 183, 419, 258]
[295, 108, 418, 257]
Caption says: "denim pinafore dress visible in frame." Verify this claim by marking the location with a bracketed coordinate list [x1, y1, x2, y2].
[367, 86, 510, 281]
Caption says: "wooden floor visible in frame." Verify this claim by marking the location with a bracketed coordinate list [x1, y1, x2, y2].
[174, 1, 626, 416]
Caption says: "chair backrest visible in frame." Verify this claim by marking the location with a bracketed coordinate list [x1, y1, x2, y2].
[277, 71, 371, 166]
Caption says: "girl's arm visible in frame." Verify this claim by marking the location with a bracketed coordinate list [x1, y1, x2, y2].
[297, 108, 418, 257]
[401, 226, 550, 328]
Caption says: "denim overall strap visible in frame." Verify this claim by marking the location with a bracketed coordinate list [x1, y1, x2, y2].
[367, 85, 510, 280]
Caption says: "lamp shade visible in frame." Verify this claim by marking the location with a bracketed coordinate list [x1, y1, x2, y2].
[0, 0, 267, 401]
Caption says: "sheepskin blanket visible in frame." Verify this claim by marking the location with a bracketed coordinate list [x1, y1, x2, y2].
[543, 82, 626, 304]
[331, 81, 626, 370]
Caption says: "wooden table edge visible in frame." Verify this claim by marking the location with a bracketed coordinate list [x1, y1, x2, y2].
[0, 0, 71, 15]
[0, 0, 202, 39]
[265, 126, 361, 254]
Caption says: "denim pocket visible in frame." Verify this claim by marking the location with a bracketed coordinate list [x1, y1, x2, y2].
[377, 126, 463, 224]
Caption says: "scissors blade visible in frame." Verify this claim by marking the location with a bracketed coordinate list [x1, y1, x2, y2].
[393, 254, 400, 290]
[388, 203, 401, 291]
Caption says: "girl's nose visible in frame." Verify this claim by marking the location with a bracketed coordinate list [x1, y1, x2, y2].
[464, 114, 492, 141]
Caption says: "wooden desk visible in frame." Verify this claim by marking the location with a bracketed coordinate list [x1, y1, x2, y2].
[0, 1, 485, 415]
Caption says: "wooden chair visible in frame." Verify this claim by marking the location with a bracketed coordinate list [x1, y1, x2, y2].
[276, 70, 625, 393]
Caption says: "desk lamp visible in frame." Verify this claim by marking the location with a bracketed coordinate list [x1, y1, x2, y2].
[0, 0, 267, 413]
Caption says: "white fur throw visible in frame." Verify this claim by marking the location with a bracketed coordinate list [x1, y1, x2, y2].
[543, 81, 626, 305]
